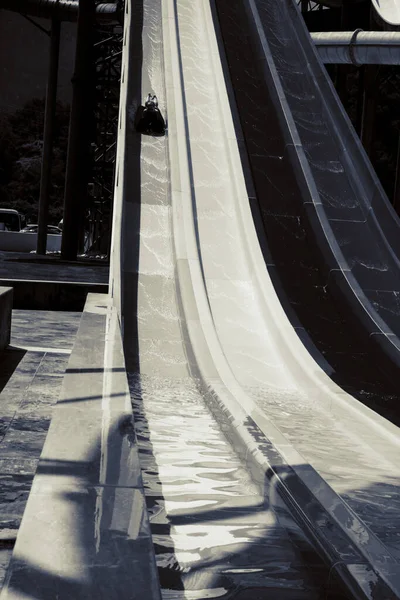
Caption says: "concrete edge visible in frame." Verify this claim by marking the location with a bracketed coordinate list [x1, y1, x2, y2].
[0, 292, 162, 600]
[162, 1, 400, 598]
[0, 286, 13, 350]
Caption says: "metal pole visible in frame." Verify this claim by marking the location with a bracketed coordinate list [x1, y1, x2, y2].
[393, 134, 400, 215]
[37, 18, 61, 255]
[61, 0, 95, 260]
[360, 64, 379, 158]
[355, 65, 365, 135]
[336, 2, 352, 107]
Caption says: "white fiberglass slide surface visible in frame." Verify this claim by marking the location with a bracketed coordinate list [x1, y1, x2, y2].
[161, 0, 400, 565]
[114, 0, 343, 598]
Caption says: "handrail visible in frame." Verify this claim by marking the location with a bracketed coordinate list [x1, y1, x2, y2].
[313, 30, 400, 64]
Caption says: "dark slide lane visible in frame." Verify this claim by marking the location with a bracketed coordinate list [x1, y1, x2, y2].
[213, 0, 400, 426]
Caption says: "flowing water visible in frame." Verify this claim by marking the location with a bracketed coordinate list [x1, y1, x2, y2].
[129, 373, 350, 600]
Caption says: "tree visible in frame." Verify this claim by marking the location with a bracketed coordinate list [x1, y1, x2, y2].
[0, 98, 70, 224]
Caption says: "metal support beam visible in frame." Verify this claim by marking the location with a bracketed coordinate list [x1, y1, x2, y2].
[301, 0, 308, 14]
[37, 18, 61, 255]
[393, 134, 400, 214]
[335, 3, 351, 107]
[355, 64, 365, 135]
[61, 0, 96, 260]
[360, 64, 379, 158]
[87, 20, 123, 257]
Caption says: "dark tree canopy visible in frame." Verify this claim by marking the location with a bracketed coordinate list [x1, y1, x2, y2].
[0, 98, 70, 224]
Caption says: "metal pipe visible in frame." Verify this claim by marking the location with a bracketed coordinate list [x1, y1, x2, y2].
[0, 0, 119, 23]
[37, 17, 61, 255]
[393, 134, 400, 214]
[312, 31, 400, 65]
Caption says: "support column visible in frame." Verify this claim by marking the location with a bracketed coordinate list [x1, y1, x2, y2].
[36, 18, 61, 255]
[393, 135, 400, 215]
[360, 64, 379, 158]
[335, 1, 352, 106]
[61, 0, 96, 261]
[355, 65, 365, 135]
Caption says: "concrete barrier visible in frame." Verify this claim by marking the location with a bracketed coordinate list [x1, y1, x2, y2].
[0, 278, 108, 310]
[0, 287, 12, 350]
[1, 293, 161, 600]
[0, 232, 61, 253]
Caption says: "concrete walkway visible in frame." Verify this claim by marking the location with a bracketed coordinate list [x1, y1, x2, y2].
[0, 310, 81, 588]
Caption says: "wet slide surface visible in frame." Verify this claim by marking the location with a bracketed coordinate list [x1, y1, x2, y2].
[130, 374, 349, 599]
[121, 0, 352, 596]
[212, 0, 400, 562]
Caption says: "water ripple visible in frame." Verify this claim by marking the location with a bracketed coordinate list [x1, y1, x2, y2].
[129, 374, 340, 599]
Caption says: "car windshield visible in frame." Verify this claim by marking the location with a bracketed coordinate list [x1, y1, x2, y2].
[0, 213, 20, 231]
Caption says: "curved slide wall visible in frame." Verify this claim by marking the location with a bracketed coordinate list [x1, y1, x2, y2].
[109, 0, 400, 595]
[235, 0, 400, 380]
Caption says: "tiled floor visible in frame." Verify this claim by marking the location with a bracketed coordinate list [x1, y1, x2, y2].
[0, 310, 81, 588]
[10, 310, 81, 351]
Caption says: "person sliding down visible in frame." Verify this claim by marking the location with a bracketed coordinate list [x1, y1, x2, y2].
[135, 94, 166, 136]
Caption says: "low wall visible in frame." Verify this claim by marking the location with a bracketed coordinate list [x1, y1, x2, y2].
[0, 286, 13, 350]
[0, 232, 61, 253]
[1, 293, 161, 600]
[0, 279, 108, 311]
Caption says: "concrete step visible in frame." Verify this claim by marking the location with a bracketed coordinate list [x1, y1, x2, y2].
[1, 295, 161, 600]
[0, 309, 82, 589]
[0, 351, 71, 577]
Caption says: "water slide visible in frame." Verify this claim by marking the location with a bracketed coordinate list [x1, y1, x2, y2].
[109, 0, 400, 597]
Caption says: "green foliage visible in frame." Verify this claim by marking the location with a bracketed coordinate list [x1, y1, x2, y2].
[0, 98, 70, 223]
